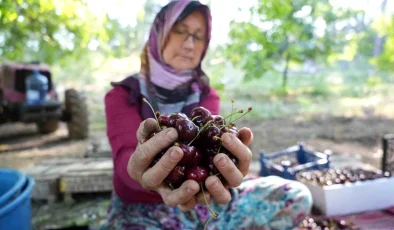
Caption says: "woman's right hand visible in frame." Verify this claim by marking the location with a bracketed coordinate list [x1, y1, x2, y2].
[127, 118, 205, 211]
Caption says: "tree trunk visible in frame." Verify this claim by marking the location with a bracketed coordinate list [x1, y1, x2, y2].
[282, 55, 290, 88]
[373, 0, 388, 57]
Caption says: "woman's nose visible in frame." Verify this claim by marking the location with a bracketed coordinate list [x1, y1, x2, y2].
[183, 35, 195, 50]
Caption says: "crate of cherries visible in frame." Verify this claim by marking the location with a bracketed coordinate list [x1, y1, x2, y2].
[298, 168, 392, 187]
[297, 167, 394, 216]
[299, 216, 358, 230]
[144, 98, 252, 229]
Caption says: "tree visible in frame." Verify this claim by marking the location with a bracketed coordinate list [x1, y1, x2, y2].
[373, 0, 388, 57]
[371, 14, 394, 72]
[225, 0, 357, 88]
[0, 0, 126, 65]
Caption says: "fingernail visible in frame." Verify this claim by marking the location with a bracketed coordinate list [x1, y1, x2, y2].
[186, 187, 195, 194]
[208, 178, 220, 188]
[166, 128, 177, 140]
[170, 149, 181, 160]
[215, 155, 227, 167]
[223, 133, 233, 146]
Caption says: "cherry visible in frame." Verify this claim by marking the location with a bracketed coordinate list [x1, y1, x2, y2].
[174, 119, 199, 143]
[158, 114, 170, 127]
[205, 147, 220, 156]
[168, 113, 188, 127]
[177, 144, 201, 166]
[212, 115, 226, 126]
[201, 124, 221, 147]
[220, 126, 239, 138]
[228, 127, 239, 138]
[166, 165, 186, 185]
[193, 148, 203, 166]
[191, 106, 213, 127]
[206, 156, 220, 175]
[187, 165, 209, 184]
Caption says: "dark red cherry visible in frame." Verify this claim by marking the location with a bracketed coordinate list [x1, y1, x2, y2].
[212, 115, 226, 126]
[158, 114, 170, 127]
[220, 127, 229, 136]
[203, 115, 214, 126]
[201, 125, 221, 147]
[168, 113, 188, 127]
[187, 165, 209, 184]
[220, 126, 239, 138]
[191, 107, 213, 127]
[166, 165, 186, 185]
[228, 128, 239, 138]
[193, 148, 203, 166]
[206, 156, 220, 175]
[178, 144, 199, 166]
[205, 147, 219, 156]
[174, 119, 199, 143]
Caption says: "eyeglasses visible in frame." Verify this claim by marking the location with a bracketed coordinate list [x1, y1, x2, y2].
[171, 28, 206, 44]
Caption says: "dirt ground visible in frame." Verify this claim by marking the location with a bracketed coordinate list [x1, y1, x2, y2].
[1, 114, 393, 229]
[1, 114, 392, 170]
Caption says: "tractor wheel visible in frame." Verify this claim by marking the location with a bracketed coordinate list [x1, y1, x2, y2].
[65, 89, 89, 139]
[37, 120, 59, 134]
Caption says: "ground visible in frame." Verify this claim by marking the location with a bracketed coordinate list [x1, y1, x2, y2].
[1, 114, 393, 229]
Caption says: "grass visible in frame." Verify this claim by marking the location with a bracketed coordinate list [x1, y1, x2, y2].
[84, 65, 394, 131]
[220, 68, 394, 120]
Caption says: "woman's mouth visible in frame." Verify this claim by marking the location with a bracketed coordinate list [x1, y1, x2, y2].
[178, 55, 193, 61]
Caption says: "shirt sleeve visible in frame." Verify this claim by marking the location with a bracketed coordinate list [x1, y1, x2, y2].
[200, 86, 221, 115]
[104, 86, 143, 191]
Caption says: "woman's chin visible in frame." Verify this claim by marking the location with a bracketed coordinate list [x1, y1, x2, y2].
[171, 60, 194, 70]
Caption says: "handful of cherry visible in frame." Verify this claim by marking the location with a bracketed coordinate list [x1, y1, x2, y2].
[298, 167, 392, 187]
[144, 98, 252, 229]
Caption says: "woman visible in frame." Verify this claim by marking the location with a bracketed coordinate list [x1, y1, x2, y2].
[102, 1, 312, 229]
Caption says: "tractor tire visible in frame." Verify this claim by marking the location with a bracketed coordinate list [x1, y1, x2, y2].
[37, 120, 59, 134]
[65, 89, 89, 140]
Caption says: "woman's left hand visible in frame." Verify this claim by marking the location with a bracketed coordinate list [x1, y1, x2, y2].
[199, 127, 253, 205]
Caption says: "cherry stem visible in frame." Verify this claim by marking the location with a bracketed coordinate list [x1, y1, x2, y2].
[143, 98, 161, 130]
[204, 215, 215, 230]
[229, 99, 235, 124]
[216, 145, 222, 155]
[223, 109, 242, 125]
[188, 120, 213, 146]
[229, 107, 252, 124]
[200, 183, 219, 230]
[191, 115, 201, 122]
[168, 183, 174, 190]
[212, 136, 221, 141]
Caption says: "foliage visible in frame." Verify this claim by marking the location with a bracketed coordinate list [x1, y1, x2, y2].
[371, 15, 394, 72]
[225, 0, 360, 88]
[0, 0, 105, 64]
[0, 0, 163, 67]
[202, 45, 226, 93]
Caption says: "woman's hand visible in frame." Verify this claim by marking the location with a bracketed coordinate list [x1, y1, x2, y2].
[204, 128, 253, 204]
[127, 118, 210, 211]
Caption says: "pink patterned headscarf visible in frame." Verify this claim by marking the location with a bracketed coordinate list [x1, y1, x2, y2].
[139, 0, 212, 95]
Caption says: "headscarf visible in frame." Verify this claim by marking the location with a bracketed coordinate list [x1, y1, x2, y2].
[139, 0, 212, 110]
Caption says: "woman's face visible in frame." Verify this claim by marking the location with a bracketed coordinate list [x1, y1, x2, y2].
[163, 10, 207, 71]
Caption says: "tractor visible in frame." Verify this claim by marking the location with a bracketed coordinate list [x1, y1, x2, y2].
[0, 62, 89, 139]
